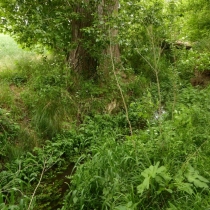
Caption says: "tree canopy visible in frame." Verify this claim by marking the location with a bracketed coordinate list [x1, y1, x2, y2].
[0, 0, 121, 76]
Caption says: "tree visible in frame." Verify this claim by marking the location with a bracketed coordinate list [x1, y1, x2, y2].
[0, 0, 120, 77]
[178, 0, 210, 41]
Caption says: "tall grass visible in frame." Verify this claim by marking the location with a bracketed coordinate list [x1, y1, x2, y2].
[0, 34, 42, 159]
[0, 33, 75, 140]
[0, 33, 36, 72]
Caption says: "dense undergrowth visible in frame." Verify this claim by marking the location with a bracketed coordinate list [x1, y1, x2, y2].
[1, 5, 210, 209]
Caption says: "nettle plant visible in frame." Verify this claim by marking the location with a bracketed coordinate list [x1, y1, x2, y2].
[0, 139, 67, 210]
[137, 162, 209, 197]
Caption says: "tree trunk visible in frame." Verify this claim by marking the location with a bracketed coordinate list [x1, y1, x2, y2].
[68, 0, 120, 78]
[67, 1, 97, 78]
[98, 0, 120, 79]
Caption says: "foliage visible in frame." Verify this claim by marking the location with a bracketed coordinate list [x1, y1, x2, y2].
[60, 91, 210, 209]
[0, 128, 83, 209]
[180, 0, 210, 40]
[0, 108, 20, 160]
[0, 0, 115, 63]
[1, 0, 210, 209]
[1, 0, 72, 51]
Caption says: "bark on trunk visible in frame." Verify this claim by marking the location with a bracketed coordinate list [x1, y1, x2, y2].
[98, 0, 120, 78]
[68, 0, 120, 78]
[68, 2, 97, 78]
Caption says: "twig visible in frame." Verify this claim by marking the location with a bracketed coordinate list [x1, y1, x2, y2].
[108, 27, 133, 136]
[27, 160, 46, 210]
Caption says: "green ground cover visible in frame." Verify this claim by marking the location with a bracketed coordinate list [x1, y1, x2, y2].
[1, 1, 210, 208]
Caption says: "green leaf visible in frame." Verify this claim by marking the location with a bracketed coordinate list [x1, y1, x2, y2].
[165, 188, 173, 193]
[73, 197, 78, 204]
[115, 201, 133, 210]
[176, 182, 194, 195]
[193, 179, 209, 189]
[137, 176, 150, 195]
[141, 162, 160, 178]
[115, 206, 128, 210]
[0, 192, 4, 204]
[197, 175, 209, 183]
[137, 162, 171, 195]
[184, 165, 209, 189]
[167, 202, 178, 210]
